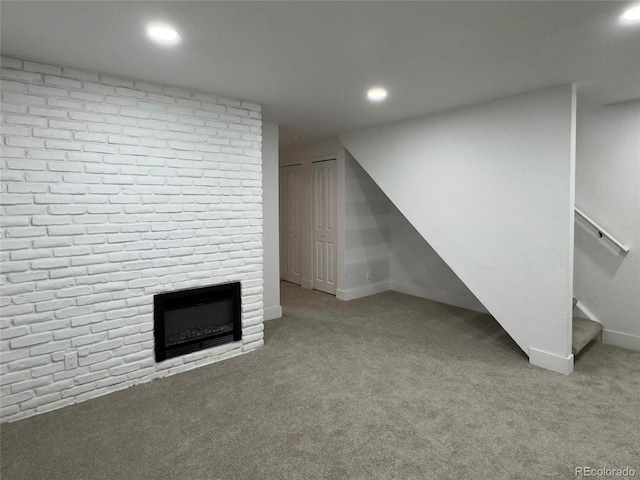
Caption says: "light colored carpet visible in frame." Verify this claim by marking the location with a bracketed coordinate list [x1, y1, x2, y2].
[572, 316, 603, 355]
[1, 282, 639, 479]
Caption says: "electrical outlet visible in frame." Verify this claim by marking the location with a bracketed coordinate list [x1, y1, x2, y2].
[366, 270, 371, 280]
[64, 351, 78, 370]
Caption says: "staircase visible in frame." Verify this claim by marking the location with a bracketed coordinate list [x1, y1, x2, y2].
[572, 297, 603, 355]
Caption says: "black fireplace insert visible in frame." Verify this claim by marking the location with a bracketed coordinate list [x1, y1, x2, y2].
[154, 282, 242, 361]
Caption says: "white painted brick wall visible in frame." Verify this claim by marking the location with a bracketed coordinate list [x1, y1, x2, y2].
[0, 57, 264, 423]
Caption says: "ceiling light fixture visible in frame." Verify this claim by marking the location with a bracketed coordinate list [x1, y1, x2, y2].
[146, 23, 181, 45]
[620, 4, 640, 22]
[367, 87, 388, 102]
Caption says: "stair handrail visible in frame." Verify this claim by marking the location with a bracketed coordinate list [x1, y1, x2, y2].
[575, 207, 629, 253]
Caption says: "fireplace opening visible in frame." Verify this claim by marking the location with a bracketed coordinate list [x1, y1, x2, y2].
[154, 282, 242, 362]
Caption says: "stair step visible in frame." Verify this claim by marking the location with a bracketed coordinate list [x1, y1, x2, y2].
[572, 317, 603, 355]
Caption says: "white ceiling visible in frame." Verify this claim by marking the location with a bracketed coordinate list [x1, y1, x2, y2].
[2, 1, 639, 148]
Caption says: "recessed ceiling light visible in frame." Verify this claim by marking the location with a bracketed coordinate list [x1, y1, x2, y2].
[146, 23, 181, 45]
[620, 4, 640, 23]
[367, 87, 388, 102]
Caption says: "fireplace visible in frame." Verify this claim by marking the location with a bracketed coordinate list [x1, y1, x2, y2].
[154, 282, 242, 362]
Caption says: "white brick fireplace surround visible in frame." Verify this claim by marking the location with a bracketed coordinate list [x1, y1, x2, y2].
[0, 57, 265, 423]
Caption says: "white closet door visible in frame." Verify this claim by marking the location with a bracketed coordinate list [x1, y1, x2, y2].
[281, 164, 302, 285]
[312, 160, 337, 295]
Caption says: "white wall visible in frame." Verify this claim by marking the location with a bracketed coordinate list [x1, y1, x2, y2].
[341, 85, 577, 374]
[341, 152, 392, 300]
[344, 153, 487, 311]
[262, 122, 282, 320]
[574, 98, 640, 351]
[281, 137, 502, 310]
[0, 57, 264, 422]
[281, 138, 494, 310]
[390, 205, 487, 313]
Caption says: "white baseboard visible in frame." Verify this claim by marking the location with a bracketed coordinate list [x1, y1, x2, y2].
[602, 329, 640, 352]
[390, 281, 488, 314]
[529, 347, 574, 375]
[263, 305, 283, 321]
[336, 281, 390, 301]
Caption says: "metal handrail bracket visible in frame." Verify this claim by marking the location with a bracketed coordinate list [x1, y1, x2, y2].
[575, 207, 629, 253]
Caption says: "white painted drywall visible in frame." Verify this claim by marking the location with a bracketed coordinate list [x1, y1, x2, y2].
[262, 122, 282, 320]
[574, 98, 640, 351]
[340, 85, 577, 371]
[341, 152, 392, 299]
[281, 136, 522, 312]
[390, 205, 487, 313]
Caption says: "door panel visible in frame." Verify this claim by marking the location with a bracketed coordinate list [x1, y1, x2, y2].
[312, 160, 337, 295]
[280, 165, 302, 285]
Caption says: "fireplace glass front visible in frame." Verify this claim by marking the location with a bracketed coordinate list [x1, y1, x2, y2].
[154, 282, 241, 361]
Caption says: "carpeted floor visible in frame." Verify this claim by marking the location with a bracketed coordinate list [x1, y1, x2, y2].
[2, 282, 639, 479]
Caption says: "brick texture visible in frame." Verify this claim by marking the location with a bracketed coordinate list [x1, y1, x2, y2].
[0, 57, 264, 423]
